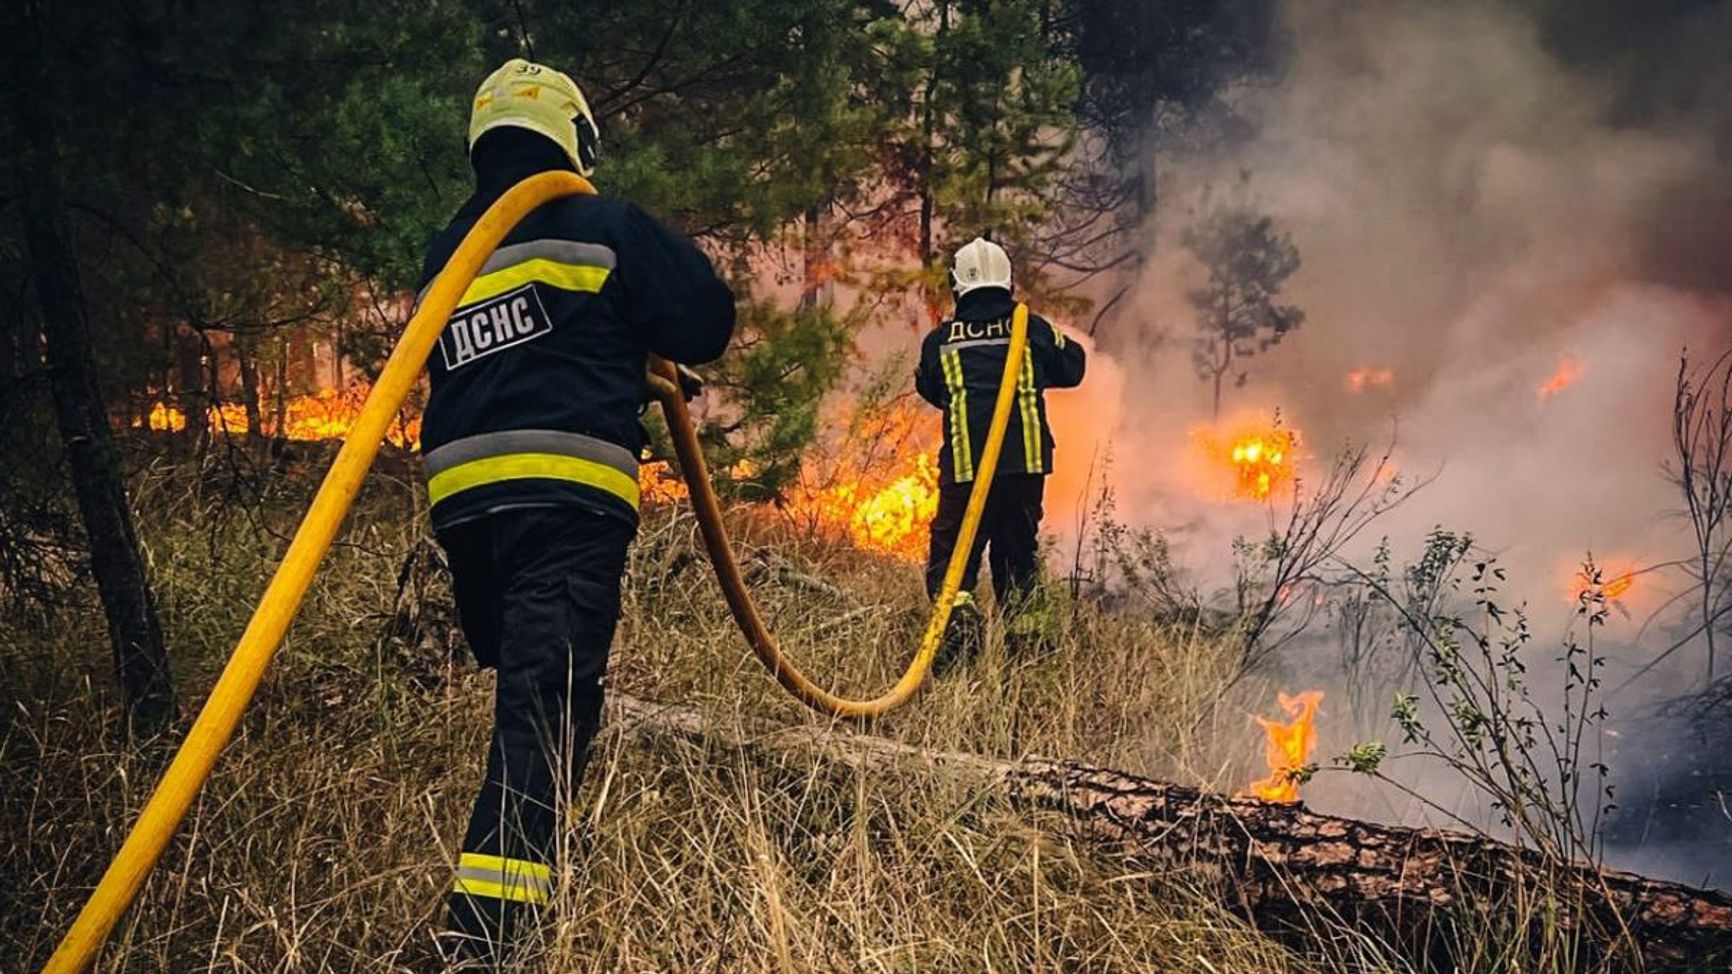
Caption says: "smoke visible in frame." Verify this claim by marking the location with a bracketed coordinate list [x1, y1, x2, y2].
[1069, 0, 1732, 619]
[1053, 0, 1732, 882]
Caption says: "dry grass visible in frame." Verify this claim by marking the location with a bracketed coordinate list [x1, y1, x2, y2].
[0, 456, 1601, 972]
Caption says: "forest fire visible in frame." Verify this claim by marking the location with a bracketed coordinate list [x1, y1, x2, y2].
[637, 452, 938, 561]
[638, 462, 690, 505]
[1537, 357, 1585, 401]
[1243, 690, 1324, 803]
[141, 382, 942, 560]
[141, 387, 421, 448]
[759, 397, 944, 561]
[1194, 420, 1301, 502]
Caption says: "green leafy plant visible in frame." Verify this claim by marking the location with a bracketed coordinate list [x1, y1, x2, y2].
[1333, 536, 1618, 864]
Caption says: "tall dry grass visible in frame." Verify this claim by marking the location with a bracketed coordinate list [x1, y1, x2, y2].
[0, 455, 1606, 972]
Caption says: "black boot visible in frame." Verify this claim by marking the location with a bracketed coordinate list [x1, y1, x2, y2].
[933, 592, 983, 675]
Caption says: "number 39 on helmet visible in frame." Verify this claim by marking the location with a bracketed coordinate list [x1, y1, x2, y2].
[468, 58, 601, 177]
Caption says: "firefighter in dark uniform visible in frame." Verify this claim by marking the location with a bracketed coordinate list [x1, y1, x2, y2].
[915, 237, 1086, 665]
[417, 60, 735, 966]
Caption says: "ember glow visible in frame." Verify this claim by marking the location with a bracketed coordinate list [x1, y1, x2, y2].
[141, 386, 420, 448]
[1569, 561, 1639, 605]
[1345, 367, 1394, 393]
[1193, 420, 1301, 502]
[1243, 690, 1324, 803]
[1537, 357, 1585, 401]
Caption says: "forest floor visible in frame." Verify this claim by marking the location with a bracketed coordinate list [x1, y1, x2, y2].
[0, 445, 1603, 972]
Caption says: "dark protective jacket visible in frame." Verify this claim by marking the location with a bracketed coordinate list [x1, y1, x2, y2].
[915, 287, 1086, 485]
[417, 130, 736, 528]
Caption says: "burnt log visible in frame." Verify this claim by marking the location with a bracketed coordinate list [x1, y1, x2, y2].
[607, 693, 1732, 973]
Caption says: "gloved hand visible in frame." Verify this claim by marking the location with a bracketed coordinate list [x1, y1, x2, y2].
[675, 364, 705, 401]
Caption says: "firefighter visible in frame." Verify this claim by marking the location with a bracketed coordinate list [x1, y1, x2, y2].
[417, 59, 734, 966]
[915, 237, 1086, 666]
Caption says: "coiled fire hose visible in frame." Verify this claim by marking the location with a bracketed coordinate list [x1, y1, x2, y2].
[42, 171, 1025, 973]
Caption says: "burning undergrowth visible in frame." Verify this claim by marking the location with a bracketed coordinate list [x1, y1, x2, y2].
[1190, 416, 1302, 503]
[780, 396, 941, 562]
[1243, 690, 1324, 803]
[138, 385, 422, 450]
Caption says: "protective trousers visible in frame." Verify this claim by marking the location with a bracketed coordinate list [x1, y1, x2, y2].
[435, 506, 634, 965]
[924, 473, 1046, 608]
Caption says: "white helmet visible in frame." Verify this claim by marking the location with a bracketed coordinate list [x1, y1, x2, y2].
[950, 237, 1013, 296]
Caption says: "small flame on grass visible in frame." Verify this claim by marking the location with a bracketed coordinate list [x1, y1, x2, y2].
[1243, 690, 1324, 803]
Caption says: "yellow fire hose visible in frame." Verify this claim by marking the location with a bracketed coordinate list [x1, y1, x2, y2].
[42, 172, 1026, 972]
[645, 315, 1025, 716]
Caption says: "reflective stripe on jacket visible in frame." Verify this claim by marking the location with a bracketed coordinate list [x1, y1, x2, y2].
[915, 288, 1086, 485]
[417, 130, 735, 528]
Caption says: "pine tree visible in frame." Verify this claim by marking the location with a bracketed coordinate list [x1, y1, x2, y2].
[1184, 206, 1304, 419]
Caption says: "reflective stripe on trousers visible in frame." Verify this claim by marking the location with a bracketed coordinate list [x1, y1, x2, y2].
[453, 851, 553, 905]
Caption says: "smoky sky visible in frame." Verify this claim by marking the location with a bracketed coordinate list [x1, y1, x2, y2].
[1010, 0, 1732, 881]
[1057, 0, 1732, 612]
[1536, 0, 1732, 297]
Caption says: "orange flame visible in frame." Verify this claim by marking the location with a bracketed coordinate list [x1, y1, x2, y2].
[784, 451, 939, 562]
[1538, 357, 1585, 401]
[1243, 690, 1324, 803]
[634, 400, 940, 561]
[139, 386, 420, 448]
[842, 452, 940, 559]
[638, 461, 690, 505]
[754, 396, 941, 562]
[142, 382, 947, 561]
[1569, 561, 1638, 604]
[1346, 367, 1394, 393]
[1194, 419, 1301, 502]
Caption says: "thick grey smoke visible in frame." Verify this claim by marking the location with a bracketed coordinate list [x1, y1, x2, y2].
[1082, 0, 1732, 621]
[1061, 0, 1732, 883]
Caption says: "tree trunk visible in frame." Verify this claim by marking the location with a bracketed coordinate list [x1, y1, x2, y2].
[605, 693, 1732, 973]
[236, 336, 264, 444]
[916, 0, 951, 299]
[799, 201, 830, 313]
[272, 341, 289, 439]
[4, 0, 176, 734]
[176, 328, 212, 453]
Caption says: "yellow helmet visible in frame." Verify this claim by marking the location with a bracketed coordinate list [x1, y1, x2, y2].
[468, 58, 600, 176]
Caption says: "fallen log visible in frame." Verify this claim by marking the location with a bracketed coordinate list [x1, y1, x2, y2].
[607, 693, 1732, 973]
